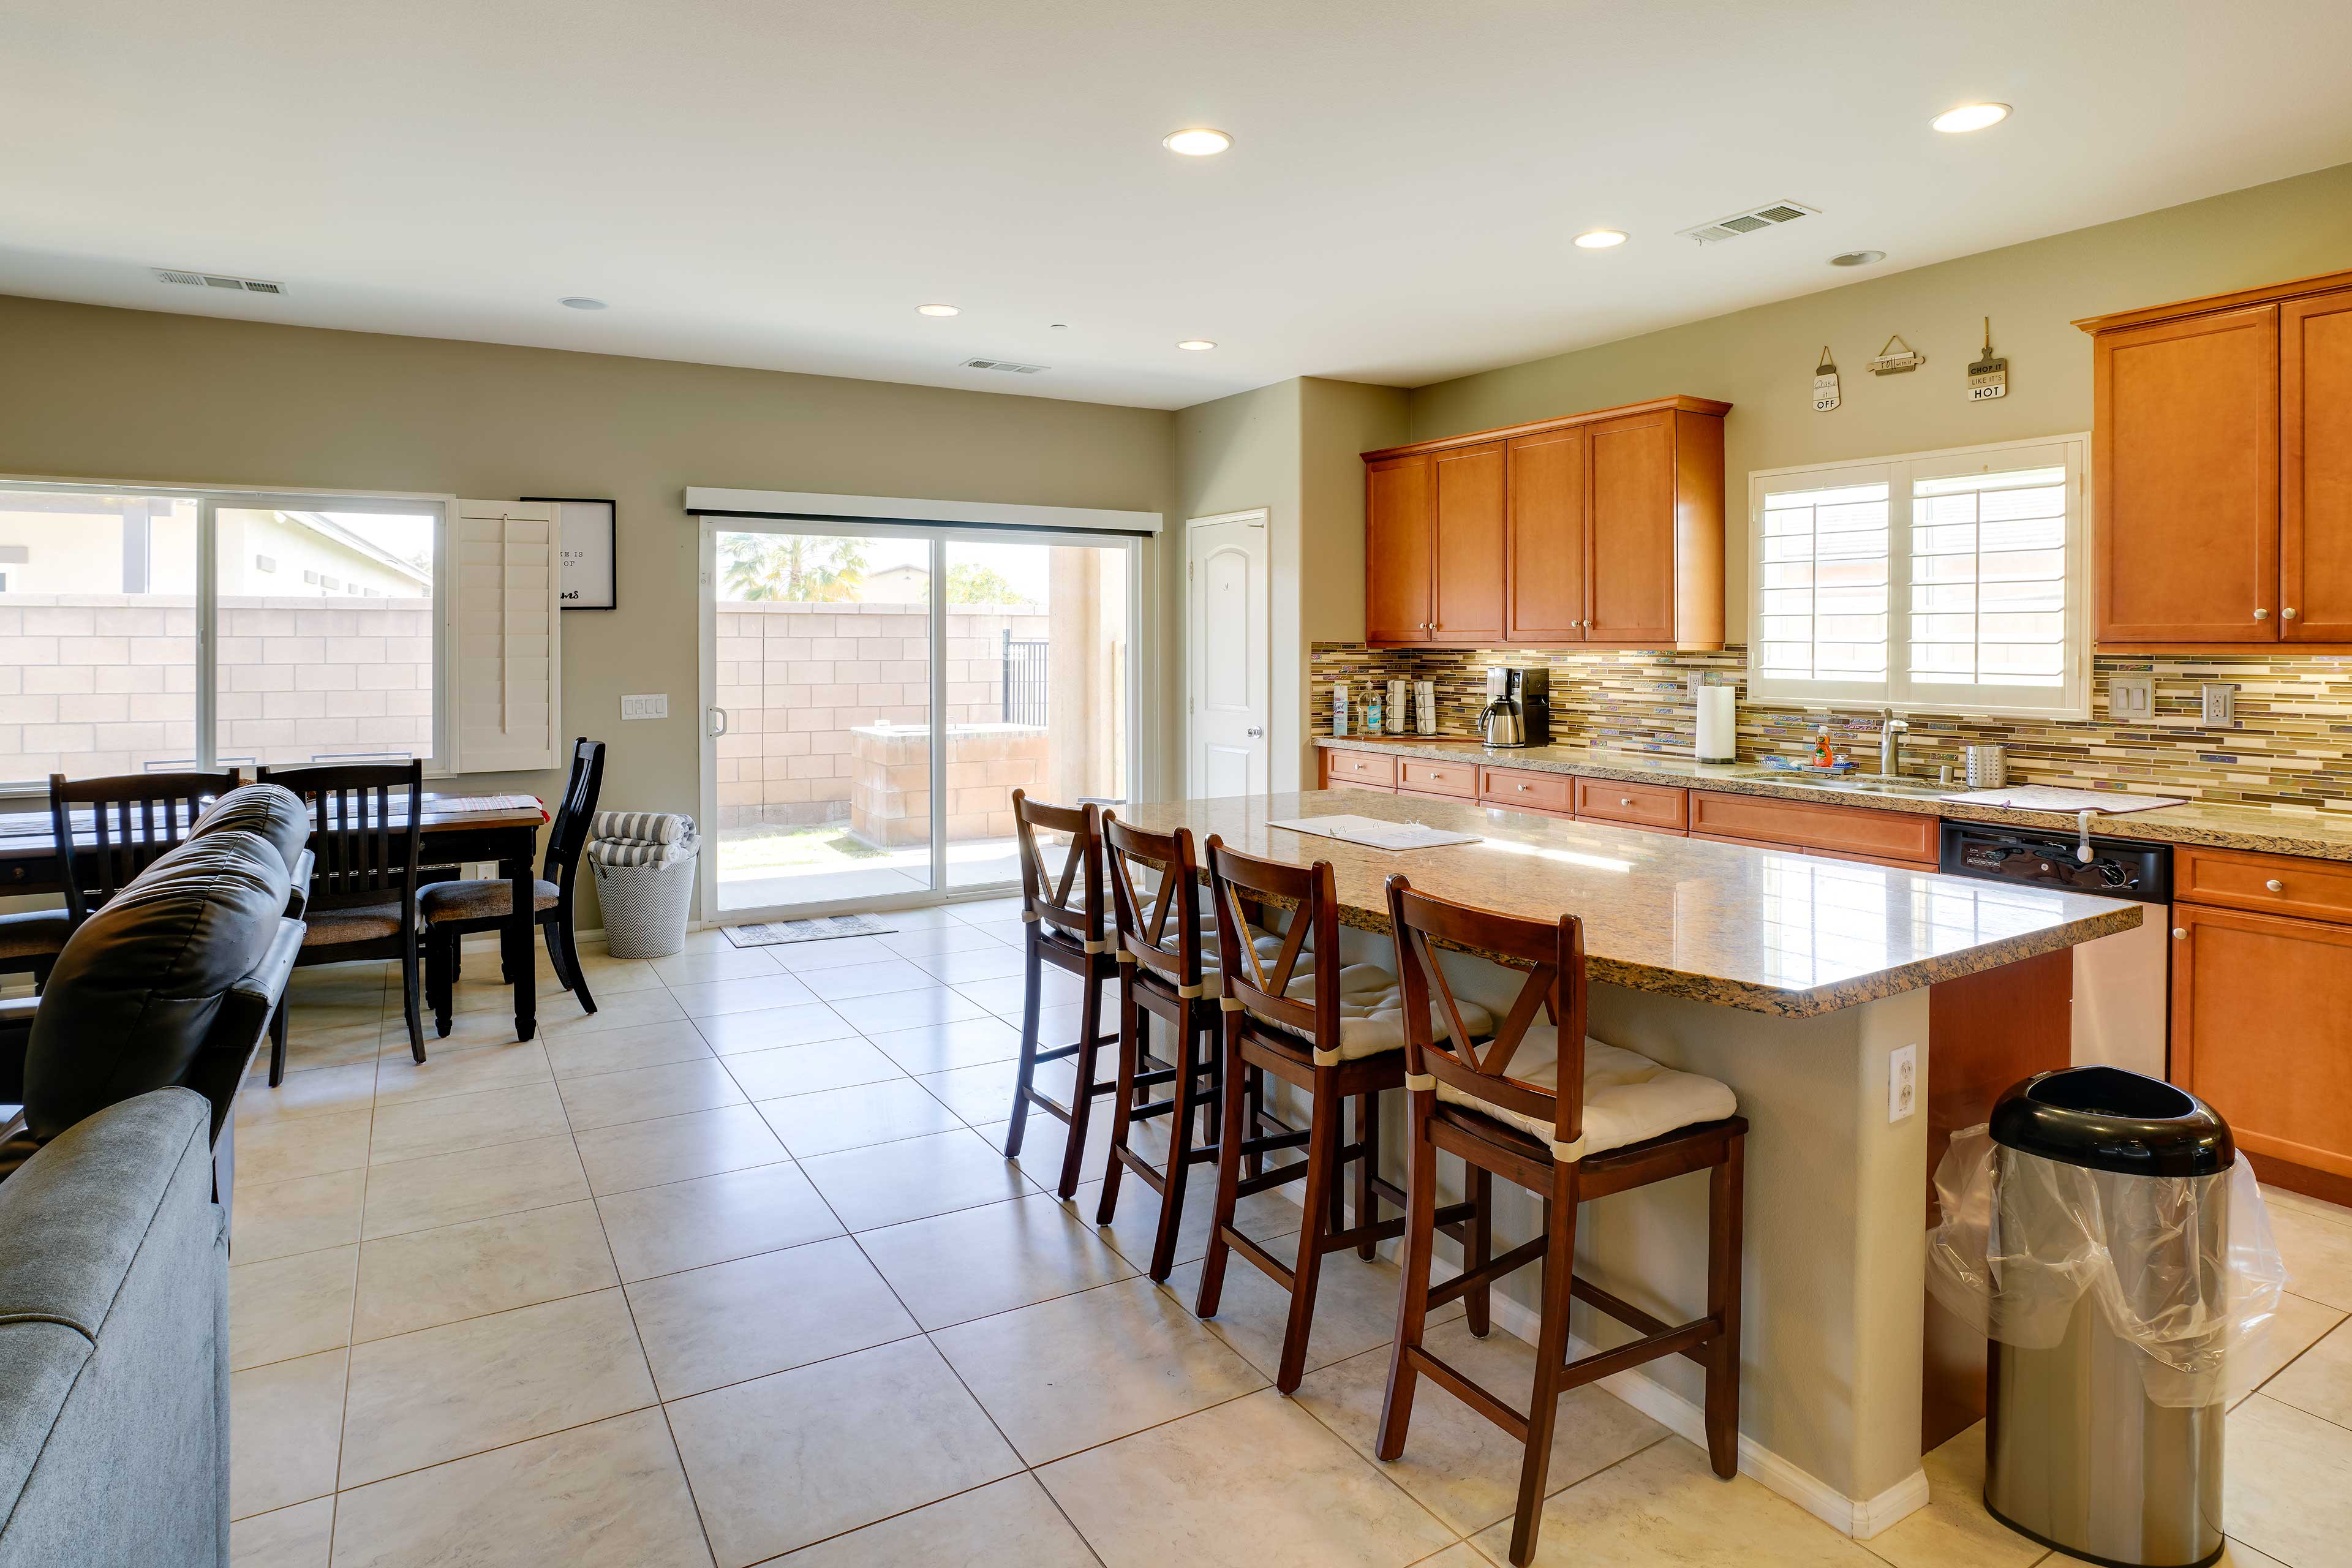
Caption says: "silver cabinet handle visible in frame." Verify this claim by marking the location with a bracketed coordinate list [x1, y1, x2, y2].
[2266, 878, 2286, 892]
[2255, 608, 2271, 620]
[1619, 796, 1635, 806]
[1517, 783, 1531, 791]
[2284, 608, 2299, 620]
[2172, 927, 2186, 940]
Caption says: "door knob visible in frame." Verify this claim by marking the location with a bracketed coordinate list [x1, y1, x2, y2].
[1246, 727, 1264, 738]
[2266, 878, 2285, 892]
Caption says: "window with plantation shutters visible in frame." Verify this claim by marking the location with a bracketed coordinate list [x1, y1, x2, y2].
[1749, 436, 2089, 720]
[448, 499, 561, 773]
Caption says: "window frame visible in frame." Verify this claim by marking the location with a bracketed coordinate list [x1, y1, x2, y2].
[0, 473, 455, 794]
[1746, 432, 2091, 721]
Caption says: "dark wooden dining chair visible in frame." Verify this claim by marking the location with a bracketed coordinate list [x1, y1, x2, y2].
[1000, 790, 1122, 1199]
[1093, 813, 1234, 1281]
[0, 771, 246, 990]
[256, 758, 427, 1082]
[1378, 873, 1747, 1567]
[420, 737, 605, 1034]
[1192, 837, 1491, 1393]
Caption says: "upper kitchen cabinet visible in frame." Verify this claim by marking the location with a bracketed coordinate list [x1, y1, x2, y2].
[1363, 395, 1728, 651]
[2079, 266, 2352, 650]
[1364, 452, 1434, 643]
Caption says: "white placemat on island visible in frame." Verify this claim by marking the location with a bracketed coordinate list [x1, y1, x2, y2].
[1939, 786, 2187, 815]
[1267, 814, 1482, 851]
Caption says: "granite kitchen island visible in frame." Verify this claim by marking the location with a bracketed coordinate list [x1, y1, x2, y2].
[1111, 789, 2142, 1539]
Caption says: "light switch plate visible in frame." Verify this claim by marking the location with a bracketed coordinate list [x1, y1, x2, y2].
[2108, 675, 2155, 723]
[620, 693, 668, 721]
[2199, 683, 2236, 726]
[1889, 1044, 1917, 1123]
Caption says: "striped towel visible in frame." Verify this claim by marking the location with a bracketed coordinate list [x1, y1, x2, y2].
[589, 839, 694, 869]
[591, 810, 692, 846]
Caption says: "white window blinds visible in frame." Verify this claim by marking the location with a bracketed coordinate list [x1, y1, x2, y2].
[1748, 437, 2087, 720]
[448, 499, 561, 773]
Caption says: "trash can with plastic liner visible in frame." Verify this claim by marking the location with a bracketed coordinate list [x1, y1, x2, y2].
[1926, 1066, 2285, 1568]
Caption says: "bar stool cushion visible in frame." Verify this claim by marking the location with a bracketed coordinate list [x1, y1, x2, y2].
[1266, 963, 1496, 1063]
[420, 878, 561, 924]
[1437, 1027, 1736, 1161]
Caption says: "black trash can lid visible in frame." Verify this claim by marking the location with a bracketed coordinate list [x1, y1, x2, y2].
[1989, 1066, 2234, 1178]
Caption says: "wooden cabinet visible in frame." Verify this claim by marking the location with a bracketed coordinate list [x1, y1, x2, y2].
[2171, 900, 2352, 1186]
[1476, 765, 1573, 816]
[1364, 395, 1729, 651]
[1319, 748, 1396, 792]
[1570, 776, 1687, 835]
[2283, 287, 2352, 642]
[1503, 427, 1586, 643]
[2079, 266, 2352, 651]
[1687, 791, 1940, 867]
[1396, 758, 1478, 799]
[1431, 442, 1507, 642]
[1364, 454, 1434, 644]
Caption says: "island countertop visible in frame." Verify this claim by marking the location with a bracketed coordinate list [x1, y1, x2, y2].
[1115, 790, 2141, 1018]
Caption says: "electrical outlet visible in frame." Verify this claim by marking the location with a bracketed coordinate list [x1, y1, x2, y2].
[1888, 1044, 1918, 1123]
[2199, 683, 2236, 726]
[620, 693, 669, 721]
[2108, 675, 2155, 722]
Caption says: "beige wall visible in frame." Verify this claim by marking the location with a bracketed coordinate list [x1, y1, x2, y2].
[0, 293, 1178, 919]
[1406, 160, 2352, 643]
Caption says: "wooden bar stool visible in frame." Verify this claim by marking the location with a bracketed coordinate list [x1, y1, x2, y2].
[1001, 790, 1123, 1199]
[1093, 815, 1230, 1280]
[1193, 838, 1493, 1393]
[1378, 873, 1747, 1567]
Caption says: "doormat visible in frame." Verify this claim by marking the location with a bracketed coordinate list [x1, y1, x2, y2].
[723, 914, 899, 948]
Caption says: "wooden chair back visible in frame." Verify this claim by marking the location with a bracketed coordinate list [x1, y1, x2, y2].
[1011, 790, 1104, 952]
[541, 737, 606, 891]
[1102, 813, 1208, 994]
[49, 769, 244, 924]
[1384, 873, 1588, 1148]
[257, 759, 424, 913]
[1203, 836, 1339, 1048]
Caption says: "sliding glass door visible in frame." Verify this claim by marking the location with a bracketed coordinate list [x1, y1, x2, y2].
[701, 519, 1138, 919]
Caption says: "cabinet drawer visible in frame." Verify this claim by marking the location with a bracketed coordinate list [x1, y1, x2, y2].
[1479, 766, 1573, 815]
[2176, 844, 2352, 924]
[1322, 750, 1397, 788]
[1689, 791, 1938, 866]
[1397, 759, 1478, 799]
[1572, 777, 1688, 834]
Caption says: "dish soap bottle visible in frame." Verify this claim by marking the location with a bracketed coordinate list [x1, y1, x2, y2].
[1811, 724, 1835, 769]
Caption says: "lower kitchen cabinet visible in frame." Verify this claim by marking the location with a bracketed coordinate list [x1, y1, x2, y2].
[2170, 900, 2352, 1191]
[1319, 749, 1396, 792]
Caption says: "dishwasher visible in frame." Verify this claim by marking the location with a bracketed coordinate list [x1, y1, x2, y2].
[1937, 822, 2174, 1079]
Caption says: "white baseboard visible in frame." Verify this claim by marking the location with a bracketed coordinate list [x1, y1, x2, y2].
[1471, 1286, 1928, 1539]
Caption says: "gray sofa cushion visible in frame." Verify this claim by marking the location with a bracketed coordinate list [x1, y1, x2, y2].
[187, 783, 311, 880]
[0, 1089, 220, 1566]
[23, 829, 292, 1145]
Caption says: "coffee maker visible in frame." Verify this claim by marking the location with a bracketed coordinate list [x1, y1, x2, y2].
[1477, 665, 1551, 748]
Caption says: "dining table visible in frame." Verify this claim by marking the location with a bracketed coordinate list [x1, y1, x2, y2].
[0, 791, 552, 1039]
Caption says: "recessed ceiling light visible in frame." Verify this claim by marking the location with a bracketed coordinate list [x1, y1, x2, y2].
[1162, 128, 1232, 156]
[916, 303, 960, 317]
[558, 296, 607, 310]
[1176, 339, 1216, 351]
[1573, 230, 1627, 249]
[1828, 250, 1887, 268]
[1931, 102, 2010, 134]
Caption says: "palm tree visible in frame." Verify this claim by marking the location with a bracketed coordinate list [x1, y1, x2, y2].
[721, 535, 869, 601]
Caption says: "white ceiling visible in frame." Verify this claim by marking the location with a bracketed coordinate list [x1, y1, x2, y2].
[7, 1, 2352, 410]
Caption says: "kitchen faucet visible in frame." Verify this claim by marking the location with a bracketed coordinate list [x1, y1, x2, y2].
[1877, 707, 1910, 777]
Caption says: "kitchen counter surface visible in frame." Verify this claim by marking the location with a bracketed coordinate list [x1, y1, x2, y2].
[1115, 790, 2138, 1018]
[1317, 734, 2352, 862]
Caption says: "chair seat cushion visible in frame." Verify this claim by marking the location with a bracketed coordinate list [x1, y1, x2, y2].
[420, 879, 560, 923]
[303, 902, 412, 945]
[1266, 964, 1496, 1063]
[1435, 1027, 1738, 1161]
[0, 910, 70, 960]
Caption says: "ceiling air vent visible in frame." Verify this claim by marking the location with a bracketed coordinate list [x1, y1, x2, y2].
[1676, 201, 1818, 245]
[960, 357, 1047, 375]
[154, 268, 288, 295]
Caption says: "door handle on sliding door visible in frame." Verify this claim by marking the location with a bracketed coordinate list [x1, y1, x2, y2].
[707, 707, 729, 737]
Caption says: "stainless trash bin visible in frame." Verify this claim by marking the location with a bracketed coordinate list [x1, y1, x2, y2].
[1978, 1068, 2241, 1568]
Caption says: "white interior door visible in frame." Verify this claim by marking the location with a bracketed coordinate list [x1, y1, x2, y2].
[1187, 511, 1270, 796]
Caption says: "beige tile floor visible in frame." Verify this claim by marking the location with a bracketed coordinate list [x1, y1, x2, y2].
[227, 897, 2352, 1568]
